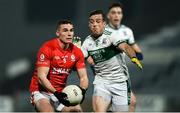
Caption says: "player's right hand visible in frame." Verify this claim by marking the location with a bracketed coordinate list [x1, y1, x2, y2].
[131, 57, 143, 70]
[54, 91, 70, 106]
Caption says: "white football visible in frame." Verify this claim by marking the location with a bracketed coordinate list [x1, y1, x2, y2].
[62, 85, 83, 106]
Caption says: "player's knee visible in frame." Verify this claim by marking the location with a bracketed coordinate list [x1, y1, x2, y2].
[69, 108, 82, 112]
[62, 105, 82, 112]
[35, 102, 54, 112]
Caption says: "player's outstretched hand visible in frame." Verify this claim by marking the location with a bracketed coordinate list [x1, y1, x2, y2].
[131, 57, 143, 70]
[54, 91, 70, 106]
[78, 86, 87, 104]
[73, 36, 81, 48]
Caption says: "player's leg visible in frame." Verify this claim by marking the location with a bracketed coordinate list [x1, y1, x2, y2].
[129, 91, 137, 112]
[35, 98, 54, 112]
[127, 77, 137, 112]
[31, 91, 54, 112]
[92, 83, 111, 112]
[93, 95, 110, 112]
[111, 82, 129, 112]
[61, 104, 82, 112]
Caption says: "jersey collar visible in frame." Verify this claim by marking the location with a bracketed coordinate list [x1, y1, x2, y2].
[56, 38, 73, 52]
[108, 23, 121, 30]
[90, 34, 103, 41]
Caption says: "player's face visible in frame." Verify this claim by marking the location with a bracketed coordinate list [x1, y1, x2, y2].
[89, 14, 105, 37]
[56, 24, 74, 44]
[107, 7, 123, 27]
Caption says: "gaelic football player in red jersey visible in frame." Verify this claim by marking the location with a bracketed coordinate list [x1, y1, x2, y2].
[29, 20, 89, 112]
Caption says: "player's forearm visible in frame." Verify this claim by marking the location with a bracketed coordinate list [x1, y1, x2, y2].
[37, 67, 56, 93]
[38, 76, 56, 93]
[119, 43, 136, 58]
[125, 46, 136, 58]
[79, 76, 89, 90]
[118, 43, 143, 69]
[78, 68, 89, 90]
[131, 44, 142, 53]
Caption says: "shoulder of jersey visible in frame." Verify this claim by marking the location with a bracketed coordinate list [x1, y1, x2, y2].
[40, 38, 56, 48]
[83, 35, 93, 42]
[120, 24, 132, 31]
[103, 29, 113, 36]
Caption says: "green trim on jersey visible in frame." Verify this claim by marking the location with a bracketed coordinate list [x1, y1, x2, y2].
[126, 80, 131, 105]
[88, 44, 121, 64]
[103, 30, 112, 35]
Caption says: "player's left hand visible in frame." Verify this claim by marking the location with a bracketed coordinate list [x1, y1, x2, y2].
[54, 91, 70, 106]
[87, 56, 95, 65]
[131, 57, 143, 70]
[78, 86, 87, 104]
[136, 52, 143, 60]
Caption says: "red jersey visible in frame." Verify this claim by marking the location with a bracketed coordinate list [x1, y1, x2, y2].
[29, 38, 85, 93]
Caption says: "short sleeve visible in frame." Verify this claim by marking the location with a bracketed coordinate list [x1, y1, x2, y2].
[75, 49, 86, 69]
[127, 29, 135, 45]
[36, 45, 51, 67]
[110, 32, 126, 46]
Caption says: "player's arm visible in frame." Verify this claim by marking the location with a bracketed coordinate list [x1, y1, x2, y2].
[77, 68, 89, 90]
[118, 42, 143, 69]
[77, 68, 88, 103]
[36, 46, 69, 105]
[36, 46, 56, 93]
[86, 56, 95, 65]
[81, 39, 95, 65]
[75, 49, 89, 90]
[37, 67, 56, 93]
[127, 27, 143, 60]
[118, 42, 135, 58]
[131, 43, 141, 53]
[75, 49, 89, 103]
[37, 67, 70, 106]
[131, 43, 143, 60]
[37, 66, 70, 106]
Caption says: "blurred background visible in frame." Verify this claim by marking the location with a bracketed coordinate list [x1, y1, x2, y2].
[0, 0, 180, 112]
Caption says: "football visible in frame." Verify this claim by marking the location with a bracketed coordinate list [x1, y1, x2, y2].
[62, 85, 83, 106]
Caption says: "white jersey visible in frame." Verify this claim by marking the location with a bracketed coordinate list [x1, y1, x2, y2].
[105, 24, 135, 45]
[105, 24, 136, 79]
[81, 31, 129, 84]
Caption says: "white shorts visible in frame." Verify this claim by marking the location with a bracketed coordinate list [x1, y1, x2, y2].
[30, 91, 65, 111]
[93, 81, 130, 112]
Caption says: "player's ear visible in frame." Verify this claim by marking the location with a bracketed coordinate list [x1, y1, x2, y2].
[107, 13, 110, 20]
[88, 22, 91, 29]
[56, 30, 59, 36]
[103, 21, 106, 26]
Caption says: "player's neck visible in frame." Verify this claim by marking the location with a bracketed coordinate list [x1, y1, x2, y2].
[58, 38, 69, 50]
[91, 34, 102, 40]
[62, 44, 69, 50]
[109, 23, 120, 29]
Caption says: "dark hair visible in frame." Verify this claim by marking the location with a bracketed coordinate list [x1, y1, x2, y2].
[56, 20, 73, 30]
[89, 10, 106, 21]
[108, 3, 123, 12]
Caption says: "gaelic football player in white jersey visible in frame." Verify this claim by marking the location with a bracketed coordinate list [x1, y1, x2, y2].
[86, 3, 143, 112]
[105, 3, 143, 112]
[81, 10, 142, 112]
